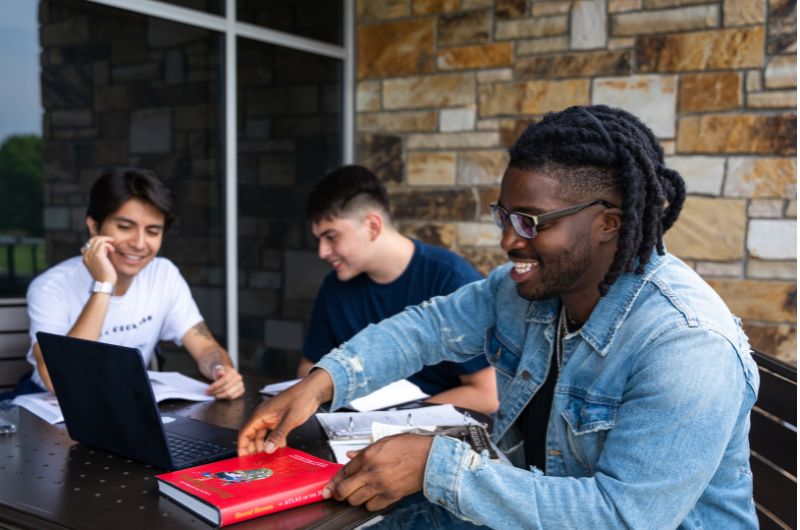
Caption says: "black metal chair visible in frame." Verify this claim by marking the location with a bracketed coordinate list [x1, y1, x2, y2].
[750, 350, 797, 530]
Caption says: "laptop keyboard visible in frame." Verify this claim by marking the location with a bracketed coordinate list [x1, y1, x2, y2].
[167, 432, 229, 464]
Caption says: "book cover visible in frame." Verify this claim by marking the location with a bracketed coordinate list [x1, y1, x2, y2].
[156, 448, 342, 527]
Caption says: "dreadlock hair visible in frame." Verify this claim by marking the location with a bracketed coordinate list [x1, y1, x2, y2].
[508, 104, 686, 296]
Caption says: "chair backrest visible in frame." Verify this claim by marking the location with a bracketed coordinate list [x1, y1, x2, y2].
[750, 350, 797, 530]
[0, 298, 32, 393]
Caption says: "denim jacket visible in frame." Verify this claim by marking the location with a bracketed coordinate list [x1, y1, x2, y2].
[317, 252, 759, 529]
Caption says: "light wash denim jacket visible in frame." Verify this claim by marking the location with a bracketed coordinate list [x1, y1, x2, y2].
[317, 252, 759, 530]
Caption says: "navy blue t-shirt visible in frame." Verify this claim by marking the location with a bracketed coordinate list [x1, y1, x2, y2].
[303, 240, 487, 396]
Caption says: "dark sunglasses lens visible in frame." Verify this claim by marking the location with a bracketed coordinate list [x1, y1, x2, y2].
[509, 214, 536, 238]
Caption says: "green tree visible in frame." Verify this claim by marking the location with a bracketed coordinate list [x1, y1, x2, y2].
[0, 134, 43, 236]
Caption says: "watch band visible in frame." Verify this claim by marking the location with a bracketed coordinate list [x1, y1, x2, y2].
[91, 281, 116, 295]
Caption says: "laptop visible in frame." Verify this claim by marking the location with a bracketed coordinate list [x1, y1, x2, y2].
[37, 331, 238, 470]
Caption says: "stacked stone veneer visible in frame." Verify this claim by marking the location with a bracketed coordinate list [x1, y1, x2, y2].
[236, 38, 342, 377]
[354, 0, 797, 363]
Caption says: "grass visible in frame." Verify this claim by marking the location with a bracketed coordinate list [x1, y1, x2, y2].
[0, 240, 47, 277]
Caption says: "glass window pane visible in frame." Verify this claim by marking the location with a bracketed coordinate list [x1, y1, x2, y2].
[237, 0, 343, 46]
[149, 0, 223, 16]
[36, 0, 226, 349]
[0, 0, 44, 297]
[237, 37, 342, 378]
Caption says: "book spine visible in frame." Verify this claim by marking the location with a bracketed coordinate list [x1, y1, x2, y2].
[219, 482, 328, 526]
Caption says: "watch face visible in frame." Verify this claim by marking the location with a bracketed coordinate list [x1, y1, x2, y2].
[92, 281, 115, 294]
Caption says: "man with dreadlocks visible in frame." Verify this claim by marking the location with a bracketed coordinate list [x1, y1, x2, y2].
[238, 106, 759, 529]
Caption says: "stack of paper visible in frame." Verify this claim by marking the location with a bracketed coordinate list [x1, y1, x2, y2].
[260, 378, 430, 412]
[316, 404, 481, 463]
[147, 371, 216, 402]
[12, 392, 63, 424]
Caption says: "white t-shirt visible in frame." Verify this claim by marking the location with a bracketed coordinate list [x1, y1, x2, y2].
[26, 256, 204, 389]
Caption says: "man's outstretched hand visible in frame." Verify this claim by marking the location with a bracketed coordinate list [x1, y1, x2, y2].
[322, 433, 434, 511]
[237, 369, 334, 455]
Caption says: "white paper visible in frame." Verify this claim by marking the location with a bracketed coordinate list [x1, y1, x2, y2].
[317, 404, 474, 439]
[14, 372, 213, 424]
[347, 379, 429, 411]
[370, 422, 436, 442]
[147, 371, 214, 402]
[316, 405, 481, 464]
[328, 440, 367, 465]
[261, 378, 430, 412]
[259, 378, 301, 395]
[12, 392, 63, 424]
[326, 423, 443, 464]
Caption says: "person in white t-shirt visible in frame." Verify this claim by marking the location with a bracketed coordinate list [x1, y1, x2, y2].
[25, 167, 244, 399]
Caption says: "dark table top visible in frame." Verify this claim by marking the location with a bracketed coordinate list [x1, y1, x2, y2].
[0, 375, 377, 530]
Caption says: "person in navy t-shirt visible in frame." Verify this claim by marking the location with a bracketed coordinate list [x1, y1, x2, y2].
[298, 165, 498, 414]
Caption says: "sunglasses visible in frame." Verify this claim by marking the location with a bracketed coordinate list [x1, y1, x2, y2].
[489, 199, 617, 239]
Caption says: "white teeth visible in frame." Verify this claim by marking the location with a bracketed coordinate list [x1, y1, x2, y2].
[511, 261, 536, 274]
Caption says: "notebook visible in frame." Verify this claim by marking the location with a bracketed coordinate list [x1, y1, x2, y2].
[36, 331, 237, 470]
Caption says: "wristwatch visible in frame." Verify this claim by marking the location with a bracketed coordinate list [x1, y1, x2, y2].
[91, 281, 116, 295]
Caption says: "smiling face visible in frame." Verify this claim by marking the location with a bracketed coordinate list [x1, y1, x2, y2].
[88, 198, 165, 282]
[499, 166, 616, 302]
[311, 214, 374, 282]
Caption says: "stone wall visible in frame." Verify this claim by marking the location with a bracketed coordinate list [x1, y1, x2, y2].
[235, 37, 342, 377]
[354, 0, 797, 364]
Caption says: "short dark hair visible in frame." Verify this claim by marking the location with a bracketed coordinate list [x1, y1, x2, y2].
[508, 105, 686, 295]
[305, 165, 391, 223]
[87, 167, 177, 230]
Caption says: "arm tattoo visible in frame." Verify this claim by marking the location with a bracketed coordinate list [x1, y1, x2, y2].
[192, 321, 213, 339]
[201, 348, 226, 376]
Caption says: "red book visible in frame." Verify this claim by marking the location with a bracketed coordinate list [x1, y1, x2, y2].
[156, 448, 342, 527]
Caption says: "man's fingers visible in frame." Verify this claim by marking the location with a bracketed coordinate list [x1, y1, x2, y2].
[210, 385, 235, 399]
[227, 380, 245, 399]
[365, 494, 395, 512]
[337, 471, 377, 505]
[348, 486, 392, 509]
[237, 411, 279, 454]
[238, 427, 266, 455]
[325, 466, 396, 510]
[206, 378, 226, 396]
[237, 374, 330, 457]
[237, 436, 255, 456]
[254, 431, 265, 453]
[208, 371, 244, 399]
[322, 465, 348, 498]
[213, 381, 242, 399]
[324, 463, 369, 502]
[263, 420, 291, 453]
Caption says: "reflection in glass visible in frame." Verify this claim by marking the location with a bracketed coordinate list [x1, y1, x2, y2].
[237, 0, 343, 45]
[150, 0, 224, 16]
[37, 0, 226, 345]
[0, 0, 44, 296]
[237, 37, 342, 377]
